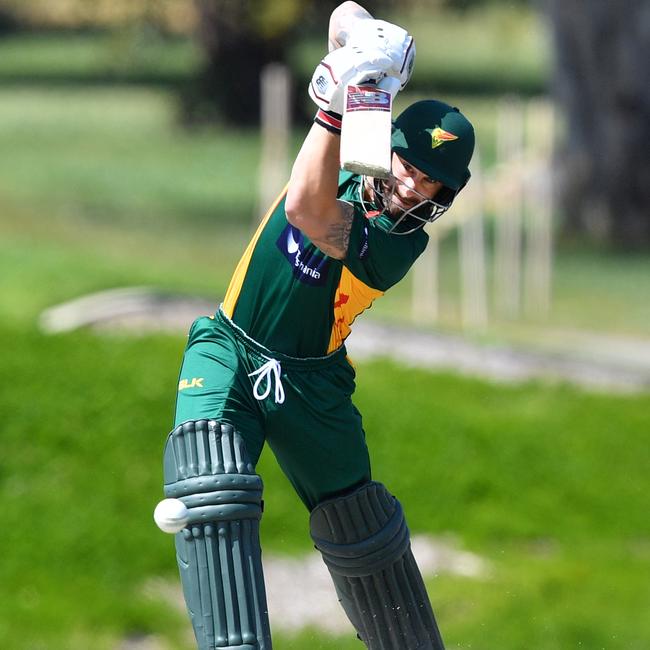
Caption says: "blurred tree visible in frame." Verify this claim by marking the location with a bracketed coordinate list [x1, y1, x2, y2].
[184, 0, 303, 124]
[184, 0, 396, 125]
[0, 6, 19, 33]
[547, 0, 650, 250]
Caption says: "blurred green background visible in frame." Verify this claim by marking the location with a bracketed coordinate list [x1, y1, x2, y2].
[1, 1, 648, 648]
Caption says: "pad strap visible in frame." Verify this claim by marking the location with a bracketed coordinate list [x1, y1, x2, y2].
[310, 481, 445, 649]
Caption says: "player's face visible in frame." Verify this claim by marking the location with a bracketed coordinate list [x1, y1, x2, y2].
[386, 154, 443, 216]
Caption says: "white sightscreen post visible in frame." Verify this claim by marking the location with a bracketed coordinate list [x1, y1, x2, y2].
[524, 99, 554, 319]
[412, 232, 439, 324]
[494, 96, 524, 320]
[257, 63, 291, 222]
[459, 150, 488, 331]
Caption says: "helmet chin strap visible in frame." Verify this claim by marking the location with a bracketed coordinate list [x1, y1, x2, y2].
[359, 175, 453, 235]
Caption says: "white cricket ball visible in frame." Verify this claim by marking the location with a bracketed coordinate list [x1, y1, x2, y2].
[154, 498, 190, 534]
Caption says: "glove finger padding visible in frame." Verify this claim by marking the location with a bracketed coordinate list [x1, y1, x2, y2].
[346, 19, 416, 89]
[309, 45, 394, 115]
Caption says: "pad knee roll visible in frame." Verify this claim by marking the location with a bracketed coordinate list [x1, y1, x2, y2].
[310, 481, 444, 650]
[164, 420, 272, 650]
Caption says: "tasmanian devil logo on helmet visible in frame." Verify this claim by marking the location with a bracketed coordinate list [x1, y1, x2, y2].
[430, 126, 458, 149]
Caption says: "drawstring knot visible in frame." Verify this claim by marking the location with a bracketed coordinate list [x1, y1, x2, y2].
[248, 357, 285, 404]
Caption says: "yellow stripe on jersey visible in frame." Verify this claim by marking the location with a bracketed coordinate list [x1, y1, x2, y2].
[327, 266, 384, 353]
[222, 185, 288, 318]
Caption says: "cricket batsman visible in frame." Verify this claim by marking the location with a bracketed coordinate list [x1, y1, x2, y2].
[158, 2, 474, 648]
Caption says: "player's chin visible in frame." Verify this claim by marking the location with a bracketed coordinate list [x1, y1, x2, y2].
[388, 196, 415, 215]
[385, 203, 401, 218]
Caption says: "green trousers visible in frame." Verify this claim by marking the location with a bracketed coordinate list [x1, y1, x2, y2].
[174, 310, 371, 510]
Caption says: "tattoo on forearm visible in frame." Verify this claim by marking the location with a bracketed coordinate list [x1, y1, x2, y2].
[319, 201, 354, 259]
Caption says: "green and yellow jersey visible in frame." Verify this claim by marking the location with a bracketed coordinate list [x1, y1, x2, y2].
[222, 171, 428, 358]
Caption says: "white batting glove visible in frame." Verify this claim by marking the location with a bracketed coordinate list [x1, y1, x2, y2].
[346, 19, 416, 89]
[309, 44, 394, 116]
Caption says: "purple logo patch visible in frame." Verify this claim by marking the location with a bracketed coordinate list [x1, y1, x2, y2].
[276, 224, 330, 286]
[346, 85, 391, 113]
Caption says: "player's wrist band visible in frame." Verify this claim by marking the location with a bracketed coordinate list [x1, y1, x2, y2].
[314, 109, 342, 135]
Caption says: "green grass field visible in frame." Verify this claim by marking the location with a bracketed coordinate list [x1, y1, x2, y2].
[1, 328, 648, 649]
[0, 31, 199, 85]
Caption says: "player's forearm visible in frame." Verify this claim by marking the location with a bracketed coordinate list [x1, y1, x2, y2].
[285, 123, 341, 229]
[285, 1, 382, 259]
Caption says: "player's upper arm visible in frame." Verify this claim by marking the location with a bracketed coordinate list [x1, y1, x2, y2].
[286, 198, 355, 260]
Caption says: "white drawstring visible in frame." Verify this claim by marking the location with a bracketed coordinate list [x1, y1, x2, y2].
[248, 357, 285, 404]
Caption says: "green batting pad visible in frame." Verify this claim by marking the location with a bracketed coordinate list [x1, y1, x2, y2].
[164, 420, 272, 650]
[310, 481, 445, 649]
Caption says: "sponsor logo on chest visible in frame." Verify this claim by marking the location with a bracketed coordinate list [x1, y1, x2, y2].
[276, 224, 330, 286]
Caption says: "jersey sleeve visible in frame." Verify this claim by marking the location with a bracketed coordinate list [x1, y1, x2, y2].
[343, 205, 429, 291]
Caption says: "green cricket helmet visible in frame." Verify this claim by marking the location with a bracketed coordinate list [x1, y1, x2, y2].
[367, 99, 475, 234]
